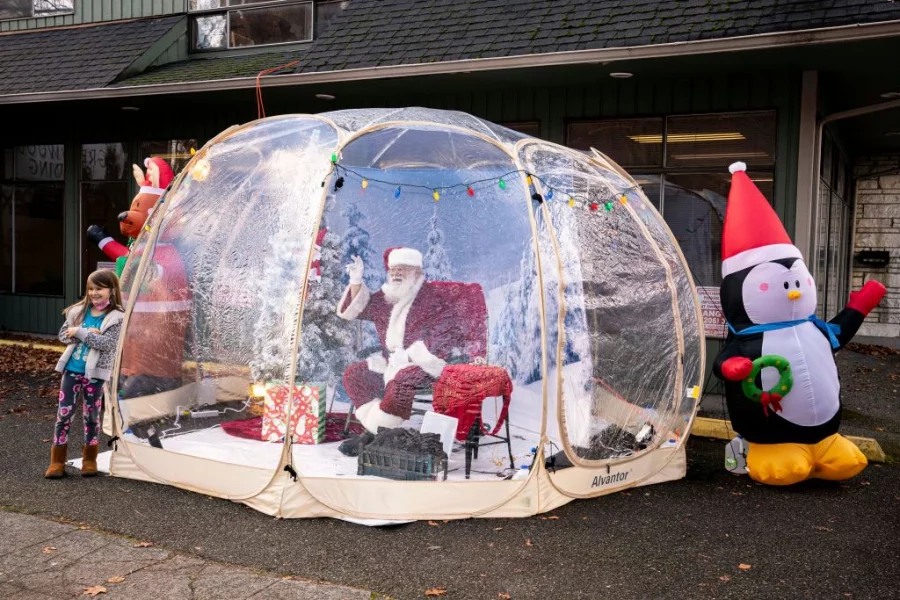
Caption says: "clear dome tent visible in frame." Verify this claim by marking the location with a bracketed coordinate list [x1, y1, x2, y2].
[104, 108, 705, 521]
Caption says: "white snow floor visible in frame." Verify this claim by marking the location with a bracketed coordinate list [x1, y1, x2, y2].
[110, 401, 540, 482]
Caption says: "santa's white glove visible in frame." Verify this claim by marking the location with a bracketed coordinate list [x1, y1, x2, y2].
[346, 255, 364, 285]
[383, 348, 412, 384]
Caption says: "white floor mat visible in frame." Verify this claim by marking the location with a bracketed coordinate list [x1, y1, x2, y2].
[117, 409, 539, 482]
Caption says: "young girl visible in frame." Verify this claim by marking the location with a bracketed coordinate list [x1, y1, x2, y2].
[45, 270, 125, 479]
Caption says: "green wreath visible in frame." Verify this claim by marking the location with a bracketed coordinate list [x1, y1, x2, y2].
[741, 354, 793, 416]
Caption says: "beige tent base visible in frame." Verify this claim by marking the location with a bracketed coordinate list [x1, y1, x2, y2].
[691, 416, 886, 463]
[106, 434, 687, 520]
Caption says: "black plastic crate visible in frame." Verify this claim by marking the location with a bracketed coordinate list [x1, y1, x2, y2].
[358, 445, 448, 481]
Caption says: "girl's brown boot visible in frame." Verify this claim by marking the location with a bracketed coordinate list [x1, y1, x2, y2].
[81, 444, 99, 477]
[44, 445, 67, 479]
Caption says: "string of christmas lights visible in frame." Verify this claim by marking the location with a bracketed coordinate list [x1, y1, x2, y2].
[323, 161, 642, 214]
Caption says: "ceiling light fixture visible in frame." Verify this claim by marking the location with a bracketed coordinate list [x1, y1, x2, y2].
[315, 93, 336, 100]
[879, 91, 900, 99]
[628, 133, 746, 144]
[609, 72, 633, 79]
[672, 151, 768, 160]
[121, 106, 140, 111]
[884, 131, 900, 137]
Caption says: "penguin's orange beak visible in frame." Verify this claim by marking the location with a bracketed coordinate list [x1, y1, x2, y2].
[787, 290, 802, 301]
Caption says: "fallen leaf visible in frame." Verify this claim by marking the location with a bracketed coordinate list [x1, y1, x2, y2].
[424, 588, 447, 596]
[859, 481, 871, 486]
[813, 526, 832, 532]
[42, 546, 56, 554]
[738, 564, 752, 570]
[106, 576, 125, 584]
[427, 521, 440, 527]
[83, 585, 107, 596]
[426, 545, 441, 551]
[719, 575, 731, 582]
[546, 515, 560, 520]
[493, 527, 503, 531]
[525, 539, 533, 547]
[133, 541, 153, 548]
[41, 438, 51, 443]
[499, 593, 511, 599]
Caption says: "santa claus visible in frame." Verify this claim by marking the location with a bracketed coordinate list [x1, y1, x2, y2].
[337, 246, 465, 433]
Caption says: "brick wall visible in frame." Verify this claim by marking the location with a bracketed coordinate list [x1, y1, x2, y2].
[853, 155, 900, 338]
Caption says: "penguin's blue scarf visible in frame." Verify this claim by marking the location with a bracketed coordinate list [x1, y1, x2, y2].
[727, 315, 841, 349]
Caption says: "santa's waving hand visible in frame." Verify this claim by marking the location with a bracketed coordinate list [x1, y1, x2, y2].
[346, 255, 364, 286]
[337, 247, 453, 434]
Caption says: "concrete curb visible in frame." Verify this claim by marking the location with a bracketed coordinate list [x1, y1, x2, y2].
[691, 416, 887, 462]
[0, 510, 382, 599]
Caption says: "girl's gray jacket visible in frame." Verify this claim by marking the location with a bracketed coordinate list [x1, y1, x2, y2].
[56, 306, 125, 382]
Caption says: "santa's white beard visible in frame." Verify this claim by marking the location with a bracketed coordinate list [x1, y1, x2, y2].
[382, 273, 424, 304]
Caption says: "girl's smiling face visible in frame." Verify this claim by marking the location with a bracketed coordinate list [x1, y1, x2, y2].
[87, 283, 111, 307]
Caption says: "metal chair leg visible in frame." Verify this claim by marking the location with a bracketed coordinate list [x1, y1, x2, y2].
[342, 404, 355, 436]
[505, 415, 514, 470]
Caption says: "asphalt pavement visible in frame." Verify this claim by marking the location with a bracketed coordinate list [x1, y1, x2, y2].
[1, 343, 898, 600]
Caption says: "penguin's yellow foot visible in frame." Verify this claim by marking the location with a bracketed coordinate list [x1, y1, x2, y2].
[746, 442, 814, 486]
[811, 434, 868, 481]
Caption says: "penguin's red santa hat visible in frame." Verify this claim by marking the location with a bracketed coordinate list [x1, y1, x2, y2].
[721, 161, 803, 277]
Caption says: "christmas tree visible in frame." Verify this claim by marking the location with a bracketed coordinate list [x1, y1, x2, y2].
[295, 229, 354, 386]
[340, 202, 381, 291]
[423, 207, 452, 281]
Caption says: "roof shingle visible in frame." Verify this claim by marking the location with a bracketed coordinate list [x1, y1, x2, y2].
[0, 16, 182, 95]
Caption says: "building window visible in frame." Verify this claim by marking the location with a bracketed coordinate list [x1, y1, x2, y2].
[140, 139, 199, 176]
[0, 145, 65, 296]
[500, 121, 542, 138]
[81, 144, 129, 289]
[190, 0, 346, 51]
[0, 0, 73, 20]
[815, 130, 851, 318]
[568, 111, 777, 332]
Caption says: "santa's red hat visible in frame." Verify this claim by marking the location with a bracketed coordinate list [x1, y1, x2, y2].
[383, 246, 423, 270]
[721, 161, 802, 277]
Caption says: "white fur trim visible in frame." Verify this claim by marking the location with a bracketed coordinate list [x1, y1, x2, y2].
[722, 243, 803, 277]
[355, 399, 403, 433]
[97, 237, 114, 250]
[729, 161, 747, 174]
[383, 348, 412, 384]
[406, 340, 447, 378]
[384, 275, 425, 351]
[365, 352, 387, 374]
[336, 285, 371, 321]
[387, 247, 423, 269]
[139, 186, 165, 196]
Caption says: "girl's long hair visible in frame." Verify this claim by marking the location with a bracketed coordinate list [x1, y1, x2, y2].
[62, 269, 125, 325]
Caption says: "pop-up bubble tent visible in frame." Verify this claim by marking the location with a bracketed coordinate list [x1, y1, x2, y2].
[105, 108, 705, 521]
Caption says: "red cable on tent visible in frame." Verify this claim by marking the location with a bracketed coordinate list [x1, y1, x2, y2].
[255, 61, 300, 120]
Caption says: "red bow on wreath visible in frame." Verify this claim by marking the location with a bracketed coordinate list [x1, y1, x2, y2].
[759, 392, 783, 417]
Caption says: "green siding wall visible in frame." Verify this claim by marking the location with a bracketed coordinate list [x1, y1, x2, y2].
[150, 30, 190, 67]
[0, 295, 66, 334]
[0, 0, 186, 32]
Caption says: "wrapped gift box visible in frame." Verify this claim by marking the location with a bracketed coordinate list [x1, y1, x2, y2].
[261, 382, 326, 444]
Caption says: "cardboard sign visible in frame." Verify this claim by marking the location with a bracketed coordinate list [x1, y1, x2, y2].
[697, 286, 727, 339]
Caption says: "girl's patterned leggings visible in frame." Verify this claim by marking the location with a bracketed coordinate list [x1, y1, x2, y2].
[53, 370, 104, 446]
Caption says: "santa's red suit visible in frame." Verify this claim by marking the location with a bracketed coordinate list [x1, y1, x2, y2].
[338, 247, 468, 432]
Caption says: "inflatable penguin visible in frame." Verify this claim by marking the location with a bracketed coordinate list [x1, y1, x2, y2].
[713, 162, 886, 486]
